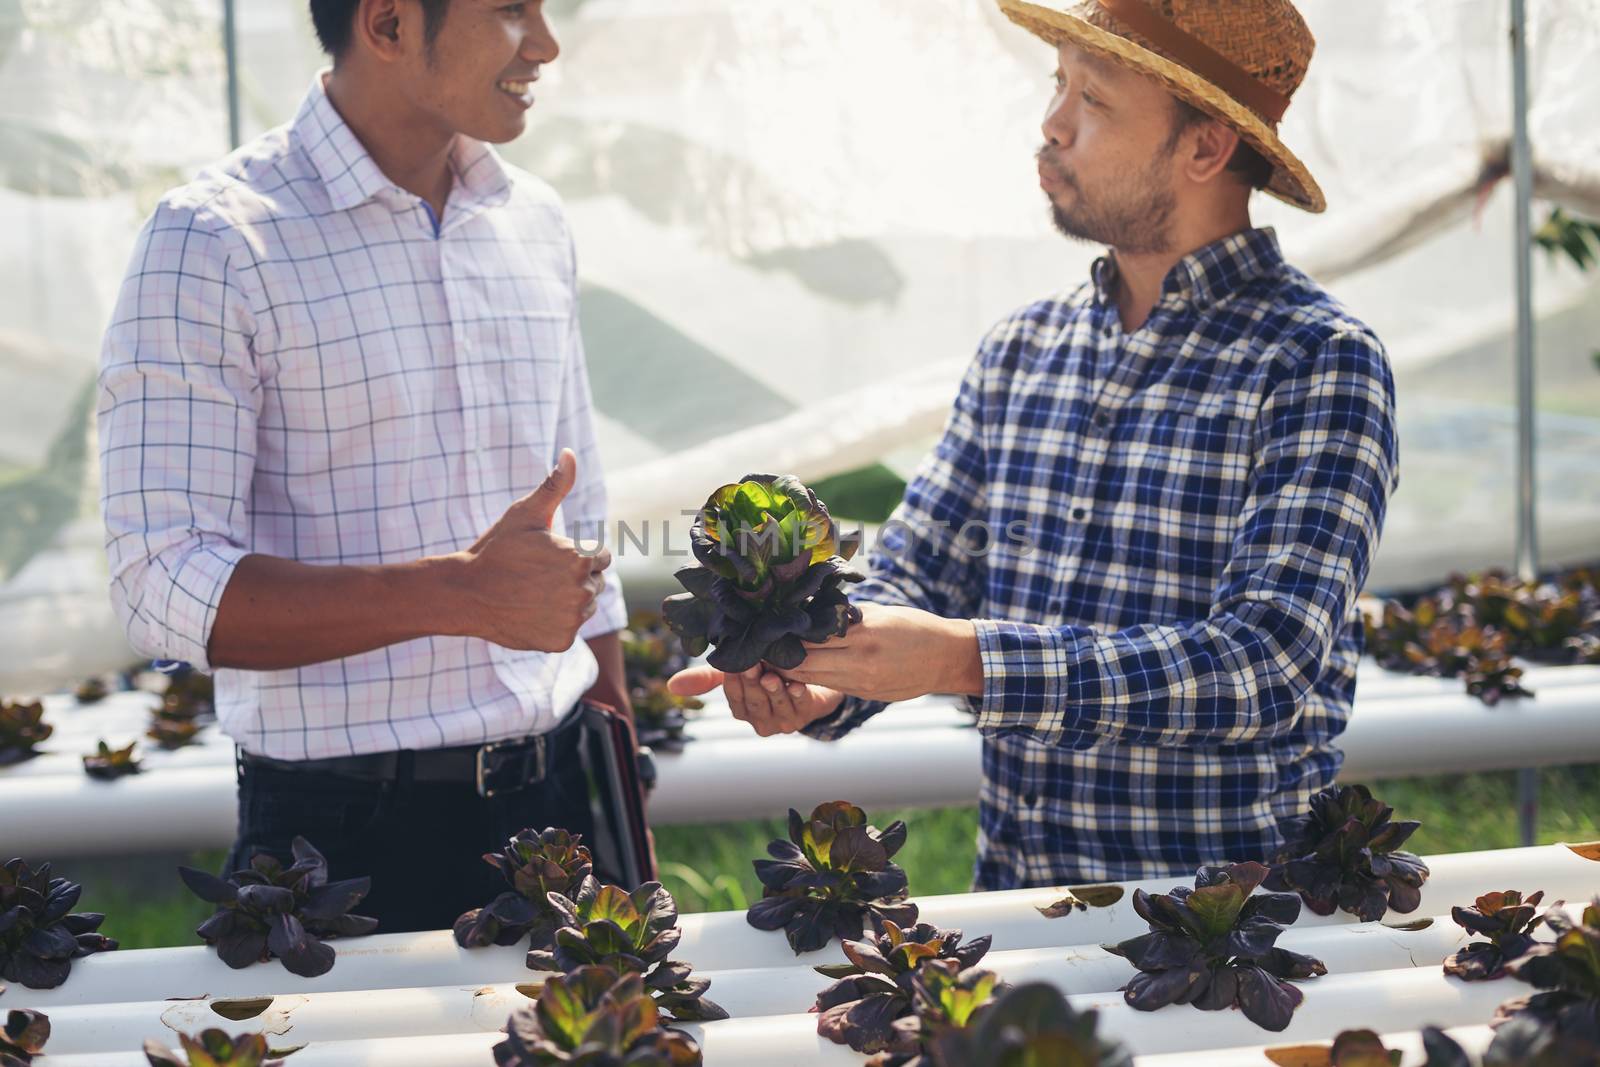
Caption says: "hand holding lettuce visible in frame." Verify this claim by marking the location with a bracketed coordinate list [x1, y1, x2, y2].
[661, 475, 863, 674]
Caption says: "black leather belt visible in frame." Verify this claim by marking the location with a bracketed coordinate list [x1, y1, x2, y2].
[238, 710, 582, 798]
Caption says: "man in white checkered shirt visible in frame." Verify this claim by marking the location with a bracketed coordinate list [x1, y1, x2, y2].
[97, 0, 625, 931]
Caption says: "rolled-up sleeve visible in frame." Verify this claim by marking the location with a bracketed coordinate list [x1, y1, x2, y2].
[555, 232, 626, 640]
[97, 201, 261, 671]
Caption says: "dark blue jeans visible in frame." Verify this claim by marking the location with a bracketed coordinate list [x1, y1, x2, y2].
[226, 728, 596, 935]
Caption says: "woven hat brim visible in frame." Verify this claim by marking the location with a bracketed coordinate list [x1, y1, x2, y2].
[998, 0, 1326, 213]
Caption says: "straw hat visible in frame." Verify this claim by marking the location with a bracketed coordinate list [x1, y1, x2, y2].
[999, 0, 1325, 213]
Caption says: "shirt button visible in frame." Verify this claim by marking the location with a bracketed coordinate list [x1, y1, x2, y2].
[1071, 506, 1088, 521]
[1023, 792, 1039, 807]
[1048, 599, 1065, 614]
[1091, 411, 1111, 431]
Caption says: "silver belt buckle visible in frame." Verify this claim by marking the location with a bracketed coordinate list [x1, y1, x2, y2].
[475, 740, 507, 798]
[475, 735, 547, 798]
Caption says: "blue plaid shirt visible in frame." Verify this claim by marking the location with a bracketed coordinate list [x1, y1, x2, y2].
[806, 227, 1398, 890]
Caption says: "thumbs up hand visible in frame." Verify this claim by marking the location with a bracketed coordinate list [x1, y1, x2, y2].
[462, 449, 613, 652]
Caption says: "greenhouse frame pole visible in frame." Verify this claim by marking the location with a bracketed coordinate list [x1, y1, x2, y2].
[1509, 0, 1539, 848]
[223, 0, 241, 150]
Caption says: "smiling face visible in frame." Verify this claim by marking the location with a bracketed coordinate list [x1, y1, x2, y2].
[385, 0, 560, 144]
[1036, 42, 1190, 255]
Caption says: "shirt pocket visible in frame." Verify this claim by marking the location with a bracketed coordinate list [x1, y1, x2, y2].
[1114, 396, 1258, 580]
[470, 311, 569, 489]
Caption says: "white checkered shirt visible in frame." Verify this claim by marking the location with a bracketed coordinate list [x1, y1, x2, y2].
[97, 75, 626, 760]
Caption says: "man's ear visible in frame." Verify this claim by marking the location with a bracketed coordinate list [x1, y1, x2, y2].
[351, 0, 406, 63]
[1182, 117, 1242, 185]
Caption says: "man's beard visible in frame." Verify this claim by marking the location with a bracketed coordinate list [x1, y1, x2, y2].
[1037, 145, 1176, 255]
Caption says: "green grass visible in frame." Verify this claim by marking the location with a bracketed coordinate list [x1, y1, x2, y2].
[655, 804, 981, 914]
[70, 849, 226, 952]
[57, 765, 1600, 950]
[1357, 765, 1600, 856]
[807, 463, 907, 524]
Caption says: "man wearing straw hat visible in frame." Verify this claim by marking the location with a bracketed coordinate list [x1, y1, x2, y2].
[673, 0, 1398, 888]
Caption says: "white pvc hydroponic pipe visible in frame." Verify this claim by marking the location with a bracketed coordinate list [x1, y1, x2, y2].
[19, 661, 1600, 783]
[1133, 1024, 1494, 1066]
[17, 692, 973, 778]
[27, 908, 1496, 1055]
[0, 739, 231, 780]
[1082, 965, 1510, 1055]
[27, 659, 1600, 753]
[17, 842, 1597, 1013]
[28, 662, 1600, 780]
[1336, 683, 1600, 780]
[31, 981, 537, 1056]
[19, 970, 1526, 1067]
[31, 662, 1600, 756]
[650, 679, 1600, 823]
[636, 660, 1598, 744]
[34, 1034, 511, 1067]
[6, 679, 1599, 855]
[659, 973, 1512, 1064]
[1351, 661, 1600, 699]
[36, 1026, 862, 1067]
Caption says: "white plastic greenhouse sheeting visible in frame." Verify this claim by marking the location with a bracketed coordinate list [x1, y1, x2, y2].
[4, 0, 1600, 693]
[2, 665, 1599, 856]
[13, 843, 1599, 1065]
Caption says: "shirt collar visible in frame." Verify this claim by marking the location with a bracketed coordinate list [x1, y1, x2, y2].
[450, 137, 514, 212]
[1090, 226, 1285, 313]
[293, 72, 513, 215]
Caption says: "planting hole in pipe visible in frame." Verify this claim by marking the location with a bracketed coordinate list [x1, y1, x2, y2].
[209, 996, 274, 1021]
[1383, 917, 1435, 931]
[1036, 884, 1125, 917]
[1568, 841, 1600, 861]
[515, 983, 542, 999]
[1263, 1045, 1334, 1067]
[1069, 884, 1125, 907]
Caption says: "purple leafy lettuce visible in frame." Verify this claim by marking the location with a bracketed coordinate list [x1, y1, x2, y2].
[179, 837, 376, 978]
[1105, 861, 1326, 1032]
[747, 802, 917, 954]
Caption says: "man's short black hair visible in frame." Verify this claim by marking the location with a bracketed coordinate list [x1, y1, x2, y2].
[309, 0, 451, 57]
[1170, 98, 1275, 192]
